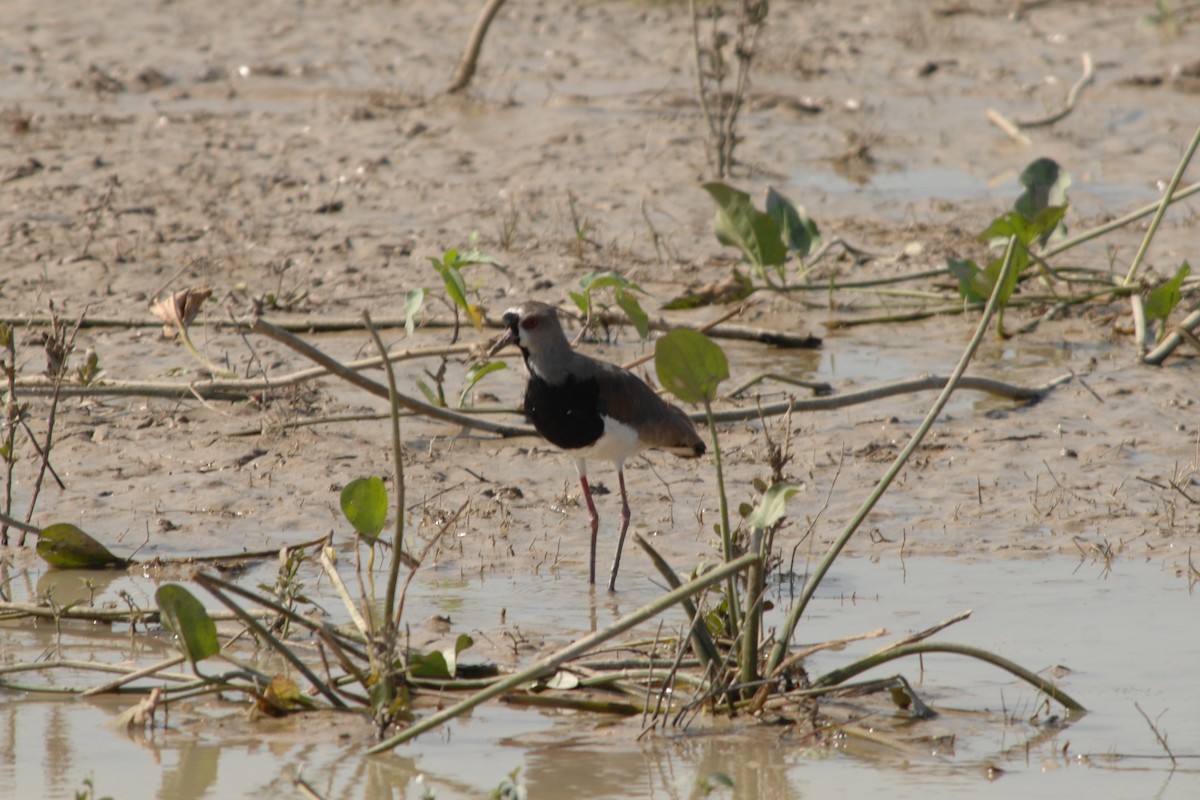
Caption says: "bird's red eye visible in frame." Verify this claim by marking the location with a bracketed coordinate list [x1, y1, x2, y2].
[520, 317, 539, 330]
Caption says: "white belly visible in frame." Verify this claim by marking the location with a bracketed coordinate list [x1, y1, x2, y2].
[574, 415, 646, 467]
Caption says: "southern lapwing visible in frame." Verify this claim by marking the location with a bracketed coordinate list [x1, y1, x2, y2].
[490, 301, 706, 591]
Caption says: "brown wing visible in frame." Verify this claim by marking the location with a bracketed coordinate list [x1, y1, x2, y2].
[588, 358, 706, 458]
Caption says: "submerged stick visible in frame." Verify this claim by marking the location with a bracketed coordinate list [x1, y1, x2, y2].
[811, 641, 1085, 713]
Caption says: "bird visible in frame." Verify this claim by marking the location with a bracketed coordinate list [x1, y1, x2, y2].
[490, 301, 706, 591]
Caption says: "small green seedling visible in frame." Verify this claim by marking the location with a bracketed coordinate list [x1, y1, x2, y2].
[569, 271, 650, 340]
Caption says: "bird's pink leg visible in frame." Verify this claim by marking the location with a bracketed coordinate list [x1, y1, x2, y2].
[607, 464, 632, 592]
[578, 472, 600, 584]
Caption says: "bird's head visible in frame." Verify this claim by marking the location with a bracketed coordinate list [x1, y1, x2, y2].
[487, 301, 567, 362]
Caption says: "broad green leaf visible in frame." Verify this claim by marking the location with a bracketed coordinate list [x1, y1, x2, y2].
[438, 263, 470, 312]
[655, 329, 728, 405]
[568, 290, 588, 315]
[615, 290, 650, 340]
[947, 258, 991, 303]
[413, 635, 467, 679]
[1015, 158, 1071, 220]
[340, 476, 388, 542]
[457, 247, 500, 267]
[458, 361, 506, 407]
[1146, 261, 1192, 322]
[407, 649, 451, 679]
[983, 244, 1029, 309]
[980, 211, 1034, 244]
[452, 632, 474, 655]
[580, 270, 639, 292]
[1028, 205, 1068, 242]
[766, 187, 821, 258]
[156, 584, 220, 665]
[746, 482, 805, 532]
[36, 523, 129, 569]
[703, 182, 788, 276]
[403, 289, 425, 339]
[408, 633, 473, 679]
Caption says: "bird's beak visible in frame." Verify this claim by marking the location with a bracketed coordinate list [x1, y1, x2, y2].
[488, 326, 518, 357]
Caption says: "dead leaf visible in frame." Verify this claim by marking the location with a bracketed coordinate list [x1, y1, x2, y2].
[151, 286, 212, 340]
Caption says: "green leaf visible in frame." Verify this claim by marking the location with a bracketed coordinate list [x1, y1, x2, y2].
[1015, 158, 1071, 219]
[458, 361, 506, 407]
[1146, 261, 1192, 322]
[457, 247, 500, 267]
[984, 245, 1029, 309]
[156, 584, 220, 665]
[403, 288, 425, 339]
[440, 263, 470, 312]
[746, 482, 805, 531]
[766, 187, 821, 258]
[408, 649, 451, 679]
[655, 329, 728, 405]
[615, 290, 650, 340]
[947, 258, 991, 303]
[340, 477, 388, 542]
[415, 379, 441, 406]
[702, 182, 788, 277]
[580, 270, 640, 293]
[980, 211, 1034, 244]
[36, 523, 129, 569]
[408, 634, 473, 680]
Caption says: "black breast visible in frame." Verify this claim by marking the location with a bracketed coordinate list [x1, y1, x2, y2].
[524, 373, 605, 451]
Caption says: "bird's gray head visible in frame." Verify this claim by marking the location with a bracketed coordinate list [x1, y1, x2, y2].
[488, 301, 572, 370]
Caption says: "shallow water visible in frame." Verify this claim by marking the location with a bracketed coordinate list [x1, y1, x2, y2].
[3, 554, 1197, 799]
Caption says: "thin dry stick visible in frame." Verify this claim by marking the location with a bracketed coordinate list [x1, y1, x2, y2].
[0, 601, 266, 624]
[446, 0, 509, 94]
[363, 313, 413, 637]
[251, 317, 532, 437]
[394, 498, 468, 626]
[321, 549, 371, 639]
[707, 372, 1073, 424]
[1122, 123, 1200, 287]
[11, 341, 478, 401]
[1145, 303, 1200, 365]
[1, 326, 16, 545]
[1016, 53, 1094, 128]
[21, 310, 85, 545]
[79, 654, 189, 697]
[986, 108, 1032, 145]
[1135, 701, 1177, 767]
[871, 610, 972, 655]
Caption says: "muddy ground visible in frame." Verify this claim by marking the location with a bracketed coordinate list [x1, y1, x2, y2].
[1, 0, 1198, 791]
